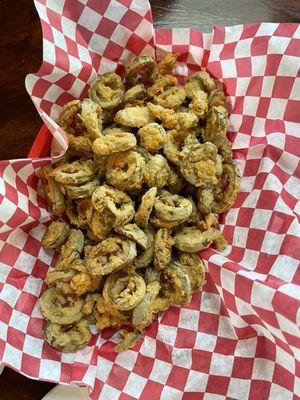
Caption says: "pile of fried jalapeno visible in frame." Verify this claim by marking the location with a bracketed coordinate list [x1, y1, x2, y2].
[39, 53, 240, 352]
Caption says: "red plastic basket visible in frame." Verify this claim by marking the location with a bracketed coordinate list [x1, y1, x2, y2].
[28, 124, 52, 158]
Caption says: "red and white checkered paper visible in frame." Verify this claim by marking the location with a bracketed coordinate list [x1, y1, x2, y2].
[0, 0, 299, 398]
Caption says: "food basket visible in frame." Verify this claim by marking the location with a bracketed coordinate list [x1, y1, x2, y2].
[0, 1, 299, 399]
[28, 125, 52, 158]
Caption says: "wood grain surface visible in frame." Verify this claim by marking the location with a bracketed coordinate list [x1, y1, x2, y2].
[0, 0, 299, 398]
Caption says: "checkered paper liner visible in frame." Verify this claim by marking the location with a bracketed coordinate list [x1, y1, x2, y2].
[0, 0, 299, 398]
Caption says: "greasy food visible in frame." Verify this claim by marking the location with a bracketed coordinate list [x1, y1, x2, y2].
[89, 72, 124, 110]
[43, 319, 91, 352]
[40, 53, 239, 353]
[42, 220, 71, 249]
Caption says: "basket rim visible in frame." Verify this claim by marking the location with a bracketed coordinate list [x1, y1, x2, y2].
[28, 124, 52, 158]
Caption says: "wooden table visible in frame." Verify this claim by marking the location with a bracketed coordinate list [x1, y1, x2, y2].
[0, 0, 299, 398]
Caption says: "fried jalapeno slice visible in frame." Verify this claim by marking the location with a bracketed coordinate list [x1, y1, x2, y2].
[144, 267, 161, 284]
[103, 271, 146, 311]
[147, 102, 178, 129]
[58, 99, 102, 156]
[82, 293, 101, 316]
[42, 220, 70, 249]
[154, 228, 174, 270]
[184, 80, 202, 99]
[197, 188, 214, 215]
[204, 106, 229, 148]
[92, 185, 135, 227]
[58, 100, 81, 133]
[154, 191, 193, 224]
[116, 329, 142, 352]
[132, 281, 161, 328]
[94, 155, 107, 178]
[158, 53, 179, 75]
[179, 252, 205, 292]
[137, 123, 166, 154]
[65, 198, 92, 229]
[80, 98, 103, 139]
[92, 131, 137, 156]
[219, 138, 233, 161]
[188, 90, 208, 118]
[212, 163, 240, 213]
[185, 69, 216, 94]
[174, 226, 220, 252]
[67, 135, 93, 156]
[167, 169, 185, 194]
[45, 270, 76, 287]
[177, 112, 198, 130]
[89, 72, 124, 109]
[56, 229, 85, 270]
[95, 302, 130, 331]
[161, 261, 192, 305]
[144, 154, 170, 189]
[163, 129, 183, 166]
[43, 319, 91, 352]
[63, 179, 99, 200]
[106, 150, 145, 192]
[147, 75, 176, 98]
[124, 84, 148, 106]
[208, 88, 226, 109]
[134, 187, 157, 229]
[89, 209, 113, 242]
[59, 99, 102, 139]
[70, 272, 102, 296]
[40, 165, 65, 216]
[85, 236, 137, 276]
[125, 55, 157, 87]
[115, 223, 148, 249]
[115, 106, 153, 128]
[148, 75, 186, 109]
[40, 287, 84, 324]
[214, 232, 228, 251]
[180, 142, 218, 187]
[134, 229, 155, 269]
[51, 159, 95, 185]
[197, 212, 218, 231]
